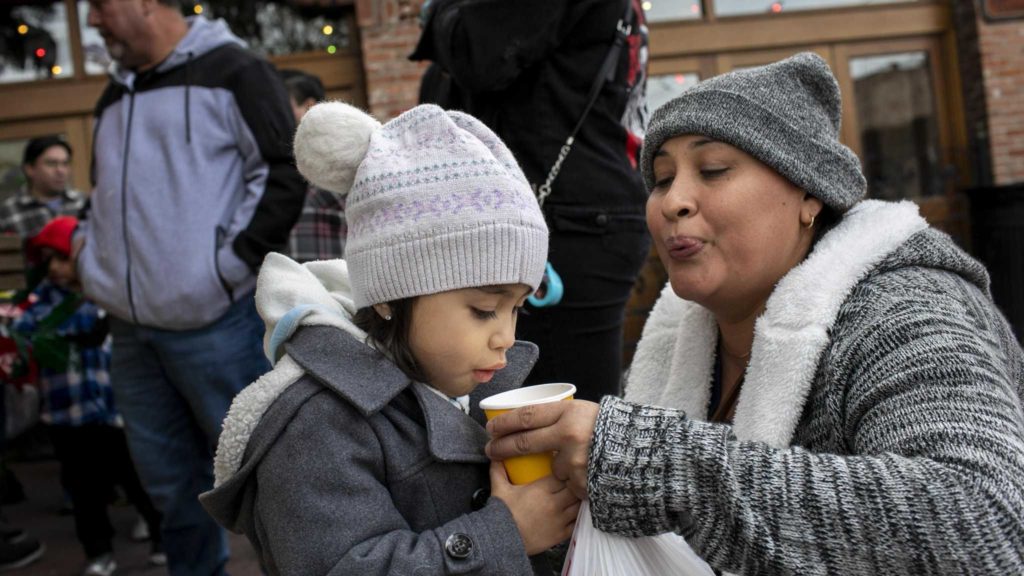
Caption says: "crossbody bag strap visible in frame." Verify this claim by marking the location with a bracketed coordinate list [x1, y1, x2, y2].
[534, 0, 635, 207]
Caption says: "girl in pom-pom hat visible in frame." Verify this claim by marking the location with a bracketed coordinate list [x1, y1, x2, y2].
[200, 102, 577, 575]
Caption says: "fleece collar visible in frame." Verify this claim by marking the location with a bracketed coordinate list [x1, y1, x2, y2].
[624, 200, 928, 448]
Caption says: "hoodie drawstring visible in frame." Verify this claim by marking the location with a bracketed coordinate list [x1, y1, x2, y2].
[185, 52, 193, 144]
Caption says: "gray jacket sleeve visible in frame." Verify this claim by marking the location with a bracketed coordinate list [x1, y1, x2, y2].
[253, 391, 535, 576]
[587, 269, 1024, 575]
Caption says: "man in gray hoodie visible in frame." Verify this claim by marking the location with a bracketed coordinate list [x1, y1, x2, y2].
[76, 1, 305, 574]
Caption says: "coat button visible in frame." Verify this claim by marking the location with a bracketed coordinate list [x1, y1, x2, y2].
[445, 533, 474, 559]
[595, 213, 608, 226]
[470, 488, 489, 511]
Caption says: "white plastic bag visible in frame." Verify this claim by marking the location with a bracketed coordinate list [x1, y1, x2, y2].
[561, 501, 715, 576]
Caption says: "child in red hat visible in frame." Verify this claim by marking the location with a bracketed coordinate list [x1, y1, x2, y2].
[15, 216, 164, 576]
[28, 216, 80, 290]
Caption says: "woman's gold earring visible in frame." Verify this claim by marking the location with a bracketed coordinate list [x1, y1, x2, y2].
[805, 213, 816, 230]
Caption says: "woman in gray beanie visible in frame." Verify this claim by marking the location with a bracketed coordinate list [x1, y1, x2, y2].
[487, 52, 1024, 575]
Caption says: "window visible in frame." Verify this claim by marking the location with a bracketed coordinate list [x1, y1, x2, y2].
[76, 0, 109, 75]
[850, 51, 942, 200]
[1, 2, 74, 84]
[189, 2, 354, 57]
[715, 0, 918, 17]
[0, 138, 30, 202]
[647, 72, 700, 114]
[642, 0, 703, 23]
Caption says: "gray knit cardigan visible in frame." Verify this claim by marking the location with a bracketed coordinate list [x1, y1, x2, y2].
[591, 200, 1024, 575]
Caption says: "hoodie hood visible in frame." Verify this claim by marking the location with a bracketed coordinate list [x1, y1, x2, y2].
[110, 16, 245, 87]
[254, 252, 365, 364]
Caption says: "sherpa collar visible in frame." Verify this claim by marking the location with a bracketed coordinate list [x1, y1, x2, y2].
[624, 200, 928, 448]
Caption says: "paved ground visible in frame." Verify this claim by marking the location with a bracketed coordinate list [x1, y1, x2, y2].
[4, 459, 262, 576]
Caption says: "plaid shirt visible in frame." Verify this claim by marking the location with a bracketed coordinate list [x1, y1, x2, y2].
[0, 187, 85, 240]
[12, 281, 119, 427]
[287, 186, 347, 263]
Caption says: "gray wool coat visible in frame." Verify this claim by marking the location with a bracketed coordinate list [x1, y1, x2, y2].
[200, 326, 551, 576]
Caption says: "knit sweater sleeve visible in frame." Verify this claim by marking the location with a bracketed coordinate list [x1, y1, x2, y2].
[587, 268, 1024, 575]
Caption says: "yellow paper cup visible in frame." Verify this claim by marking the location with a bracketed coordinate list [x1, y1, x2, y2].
[481, 383, 576, 485]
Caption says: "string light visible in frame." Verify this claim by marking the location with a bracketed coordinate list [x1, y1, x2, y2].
[770, 2, 783, 12]
[326, 45, 337, 54]
[35, 48, 47, 59]
[193, 4, 204, 15]
[674, 74, 685, 84]
[51, 65, 62, 75]
[642, 1, 652, 11]
[691, 3, 700, 14]
[322, 24, 333, 35]
[17, 24, 29, 35]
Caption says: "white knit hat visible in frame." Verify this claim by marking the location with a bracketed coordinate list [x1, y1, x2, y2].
[294, 102, 549, 308]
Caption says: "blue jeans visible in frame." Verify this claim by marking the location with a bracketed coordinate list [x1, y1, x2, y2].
[109, 294, 269, 576]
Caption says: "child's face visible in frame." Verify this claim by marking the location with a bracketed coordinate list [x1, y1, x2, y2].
[47, 252, 79, 290]
[408, 284, 532, 398]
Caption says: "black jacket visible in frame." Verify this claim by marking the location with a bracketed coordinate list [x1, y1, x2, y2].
[411, 0, 649, 211]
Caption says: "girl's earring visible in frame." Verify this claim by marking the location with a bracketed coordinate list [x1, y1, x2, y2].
[384, 314, 392, 321]
[805, 213, 816, 230]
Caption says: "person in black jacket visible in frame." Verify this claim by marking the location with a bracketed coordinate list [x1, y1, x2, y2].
[411, 0, 651, 402]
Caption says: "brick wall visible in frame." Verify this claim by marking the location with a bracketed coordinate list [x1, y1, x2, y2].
[972, 6, 1024, 185]
[355, 0, 427, 121]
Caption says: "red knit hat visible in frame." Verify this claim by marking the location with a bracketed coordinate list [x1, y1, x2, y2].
[30, 216, 78, 257]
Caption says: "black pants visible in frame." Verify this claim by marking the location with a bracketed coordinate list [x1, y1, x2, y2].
[49, 424, 162, 559]
[518, 206, 650, 402]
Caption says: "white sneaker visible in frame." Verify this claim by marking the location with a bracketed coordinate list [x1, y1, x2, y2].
[148, 542, 167, 567]
[82, 553, 116, 576]
[130, 516, 149, 542]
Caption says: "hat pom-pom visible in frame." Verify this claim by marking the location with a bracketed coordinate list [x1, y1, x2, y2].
[294, 101, 381, 197]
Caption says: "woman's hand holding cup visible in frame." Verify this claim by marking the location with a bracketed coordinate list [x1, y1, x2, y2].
[485, 395, 600, 500]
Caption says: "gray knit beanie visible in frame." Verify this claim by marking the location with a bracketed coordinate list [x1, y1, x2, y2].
[293, 102, 548, 308]
[642, 52, 866, 213]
